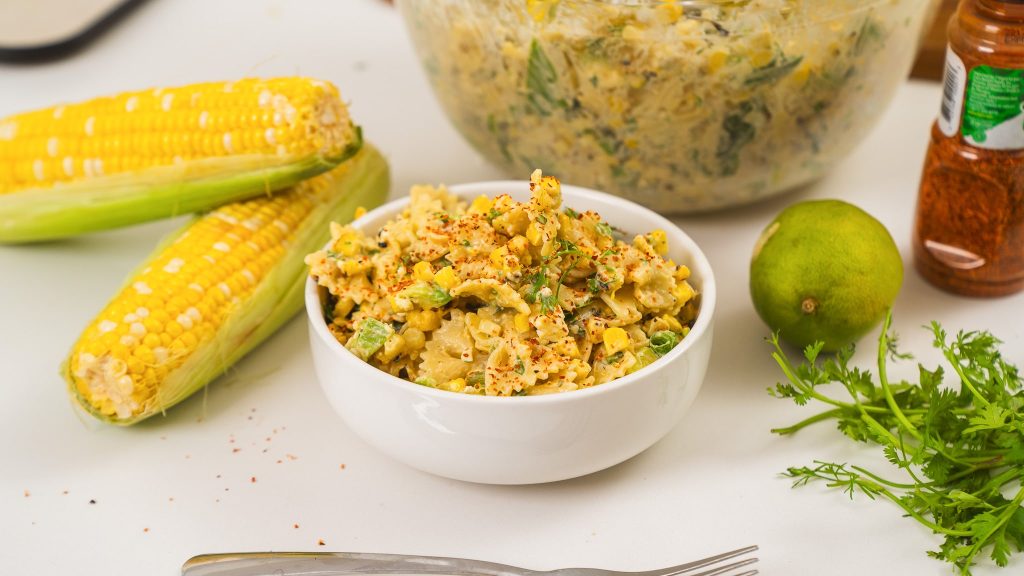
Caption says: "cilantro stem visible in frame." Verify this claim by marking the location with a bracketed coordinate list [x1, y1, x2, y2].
[770, 408, 843, 435]
[877, 313, 923, 441]
[971, 466, 1020, 499]
[847, 464, 921, 490]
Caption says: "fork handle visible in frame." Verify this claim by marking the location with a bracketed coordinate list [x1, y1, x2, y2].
[181, 551, 537, 576]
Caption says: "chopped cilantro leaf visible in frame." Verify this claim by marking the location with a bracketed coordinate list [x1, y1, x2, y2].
[514, 357, 526, 375]
[587, 276, 610, 293]
[524, 268, 548, 304]
[539, 293, 558, 314]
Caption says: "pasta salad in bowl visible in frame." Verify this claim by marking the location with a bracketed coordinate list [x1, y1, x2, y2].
[304, 172, 715, 484]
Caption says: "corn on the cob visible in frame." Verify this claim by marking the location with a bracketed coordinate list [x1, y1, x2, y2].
[0, 77, 362, 243]
[61, 144, 389, 425]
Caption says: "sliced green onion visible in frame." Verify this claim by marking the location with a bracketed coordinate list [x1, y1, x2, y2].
[650, 330, 681, 356]
[347, 318, 393, 361]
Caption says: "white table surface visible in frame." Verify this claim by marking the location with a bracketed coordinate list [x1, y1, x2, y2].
[2, 1, 1022, 575]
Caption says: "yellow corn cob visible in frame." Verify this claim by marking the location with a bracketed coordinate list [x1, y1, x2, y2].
[62, 144, 389, 425]
[0, 77, 362, 243]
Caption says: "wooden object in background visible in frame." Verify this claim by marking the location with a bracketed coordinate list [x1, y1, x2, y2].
[912, 0, 958, 80]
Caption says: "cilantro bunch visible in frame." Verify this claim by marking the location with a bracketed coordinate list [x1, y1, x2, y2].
[769, 313, 1024, 574]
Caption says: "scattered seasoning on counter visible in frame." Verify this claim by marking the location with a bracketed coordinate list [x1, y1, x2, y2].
[339, 464, 346, 471]
[143, 528, 149, 533]
[317, 539, 326, 546]
[88, 499, 96, 505]
[250, 476, 257, 483]
[23, 489, 30, 497]
[293, 523, 300, 529]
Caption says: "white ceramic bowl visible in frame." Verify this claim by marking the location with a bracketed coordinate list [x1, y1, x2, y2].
[305, 181, 716, 484]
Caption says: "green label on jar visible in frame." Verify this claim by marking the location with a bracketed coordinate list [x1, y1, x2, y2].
[962, 66, 1024, 150]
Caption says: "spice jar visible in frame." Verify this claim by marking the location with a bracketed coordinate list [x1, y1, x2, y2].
[913, 0, 1024, 297]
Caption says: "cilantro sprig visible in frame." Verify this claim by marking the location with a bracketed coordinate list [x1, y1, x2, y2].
[770, 313, 1024, 575]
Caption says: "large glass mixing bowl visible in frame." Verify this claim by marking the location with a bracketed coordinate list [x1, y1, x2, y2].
[399, 0, 940, 213]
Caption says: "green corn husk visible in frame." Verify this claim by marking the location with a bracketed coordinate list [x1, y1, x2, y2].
[0, 133, 362, 244]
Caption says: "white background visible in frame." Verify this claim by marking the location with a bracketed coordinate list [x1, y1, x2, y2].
[1, 1, 1022, 574]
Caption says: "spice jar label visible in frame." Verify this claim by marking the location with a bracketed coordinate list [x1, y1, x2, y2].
[938, 47, 966, 138]
[962, 65, 1024, 150]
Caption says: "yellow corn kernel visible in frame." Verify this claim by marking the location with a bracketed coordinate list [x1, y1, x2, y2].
[707, 48, 729, 74]
[673, 282, 696, 305]
[468, 194, 493, 214]
[514, 312, 531, 333]
[490, 246, 507, 267]
[412, 261, 433, 282]
[333, 297, 355, 319]
[332, 232, 361, 257]
[674, 18, 701, 37]
[490, 245, 519, 273]
[603, 327, 630, 354]
[790, 62, 811, 87]
[379, 333, 406, 363]
[508, 235, 529, 255]
[656, 1, 683, 24]
[660, 314, 684, 333]
[433, 266, 458, 290]
[444, 378, 467, 393]
[674, 264, 691, 281]
[340, 259, 362, 275]
[403, 327, 425, 351]
[648, 229, 668, 256]
[621, 25, 643, 41]
[406, 309, 441, 332]
[750, 49, 775, 68]
[526, 222, 543, 245]
[353, 206, 367, 219]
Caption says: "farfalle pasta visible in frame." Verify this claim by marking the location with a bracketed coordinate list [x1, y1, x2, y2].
[306, 170, 699, 396]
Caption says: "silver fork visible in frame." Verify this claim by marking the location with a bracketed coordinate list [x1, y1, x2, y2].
[182, 546, 759, 576]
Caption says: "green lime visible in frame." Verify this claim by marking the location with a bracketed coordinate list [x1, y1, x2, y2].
[749, 199, 903, 352]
